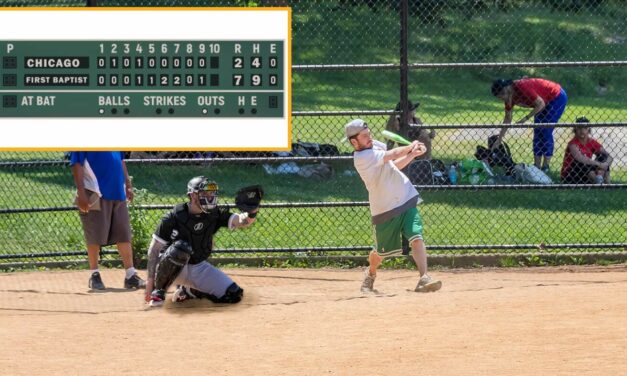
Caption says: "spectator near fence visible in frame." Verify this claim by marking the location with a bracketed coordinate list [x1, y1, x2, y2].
[561, 117, 613, 184]
[70, 151, 146, 290]
[491, 77, 568, 172]
[385, 100, 436, 160]
[345, 119, 442, 294]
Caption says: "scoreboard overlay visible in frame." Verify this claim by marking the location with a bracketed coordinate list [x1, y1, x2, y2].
[0, 8, 291, 150]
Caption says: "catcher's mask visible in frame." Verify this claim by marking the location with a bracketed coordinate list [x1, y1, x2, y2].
[187, 176, 218, 213]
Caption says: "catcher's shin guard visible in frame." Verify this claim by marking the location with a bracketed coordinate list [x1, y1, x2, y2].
[154, 240, 192, 291]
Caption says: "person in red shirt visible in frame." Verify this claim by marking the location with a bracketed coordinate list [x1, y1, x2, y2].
[561, 117, 613, 184]
[491, 78, 568, 172]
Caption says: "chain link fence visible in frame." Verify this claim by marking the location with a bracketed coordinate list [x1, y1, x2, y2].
[1, 0, 625, 266]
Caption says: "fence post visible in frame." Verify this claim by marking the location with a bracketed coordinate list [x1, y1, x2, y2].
[399, 0, 410, 138]
[400, 0, 411, 256]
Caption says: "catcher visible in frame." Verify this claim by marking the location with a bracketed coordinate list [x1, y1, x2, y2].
[145, 176, 263, 307]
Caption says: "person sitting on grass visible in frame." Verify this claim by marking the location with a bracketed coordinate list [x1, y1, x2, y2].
[560, 117, 613, 184]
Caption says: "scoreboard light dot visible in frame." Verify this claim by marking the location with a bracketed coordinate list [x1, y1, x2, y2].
[251, 108, 257, 114]
[124, 108, 130, 115]
[214, 108, 221, 114]
[98, 109, 105, 114]
[156, 108, 162, 115]
[238, 108, 244, 114]
[202, 108, 208, 115]
[168, 108, 175, 114]
[111, 108, 118, 114]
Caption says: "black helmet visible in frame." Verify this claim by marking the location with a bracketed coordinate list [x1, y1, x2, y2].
[186, 176, 219, 212]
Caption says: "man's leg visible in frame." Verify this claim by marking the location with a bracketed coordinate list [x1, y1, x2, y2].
[110, 201, 144, 288]
[368, 249, 383, 277]
[79, 202, 110, 290]
[86, 243, 105, 290]
[87, 243, 100, 270]
[409, 238, 427, 277]
[410, 239, 441, 292]
[179, 262, 243, 304]
[364, 218, 403, 292]
[402, 207, 441, 292]
[116, 242, 133, 269]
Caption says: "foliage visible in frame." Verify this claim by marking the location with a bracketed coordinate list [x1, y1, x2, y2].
[128, 186, 152, 266]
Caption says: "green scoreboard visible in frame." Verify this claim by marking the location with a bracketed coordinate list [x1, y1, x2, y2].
[0, 9, 291, 150]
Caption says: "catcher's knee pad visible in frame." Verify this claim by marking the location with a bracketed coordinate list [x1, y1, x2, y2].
[209, 282, 244, 304]
[155, 240, 192, 291]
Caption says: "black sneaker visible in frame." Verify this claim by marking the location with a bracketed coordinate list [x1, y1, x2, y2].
[89, 271, 106, 290]
[124, 273, 146, 289]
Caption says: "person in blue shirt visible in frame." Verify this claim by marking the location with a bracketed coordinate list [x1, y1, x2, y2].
[70, 151, 146, 290]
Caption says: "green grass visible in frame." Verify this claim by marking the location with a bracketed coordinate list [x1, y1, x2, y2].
[0, 163, 625, 257]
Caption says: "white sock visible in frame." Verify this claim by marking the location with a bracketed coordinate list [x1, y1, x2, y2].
[91, 269, 99, 275]
[125, 267, 136, 279]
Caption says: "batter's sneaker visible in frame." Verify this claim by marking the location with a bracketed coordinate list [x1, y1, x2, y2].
[149, 289, 166, 307]
[124, 274, 146, 289]
[360, 270, 376, 293]
[415, 275, 442, 293]
[88, 271, 105, 290]
[172, 285, 198, 303]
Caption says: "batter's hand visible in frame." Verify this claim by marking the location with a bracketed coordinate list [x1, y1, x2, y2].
[410, 141, 427, 157]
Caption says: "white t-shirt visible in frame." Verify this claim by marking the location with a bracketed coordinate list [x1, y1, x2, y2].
[354, 140, 419, 220]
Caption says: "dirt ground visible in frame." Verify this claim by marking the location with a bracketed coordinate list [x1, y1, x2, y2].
[1, 265, 626, 376]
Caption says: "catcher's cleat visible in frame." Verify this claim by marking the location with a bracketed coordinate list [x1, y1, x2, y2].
[149, 289, 166, 307]
[360, 270, 376, 293]
[415, 275, 442, 293]
[172, 285, 198, 303]
[88, 271, 105, 290]
[124, 273, 146, 289]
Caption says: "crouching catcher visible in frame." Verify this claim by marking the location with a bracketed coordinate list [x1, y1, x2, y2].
[145, 176, 263, 307]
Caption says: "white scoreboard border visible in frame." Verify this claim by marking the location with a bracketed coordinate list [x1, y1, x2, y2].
[0, 8, 291, 151]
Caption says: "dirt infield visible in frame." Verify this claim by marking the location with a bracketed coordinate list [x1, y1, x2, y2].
[1, 265, 626, 376]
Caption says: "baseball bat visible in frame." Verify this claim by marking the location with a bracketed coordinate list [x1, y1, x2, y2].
[381, 130, 412, 145]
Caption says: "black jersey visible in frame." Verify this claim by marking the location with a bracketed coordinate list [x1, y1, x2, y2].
[154, 203, 232, 264]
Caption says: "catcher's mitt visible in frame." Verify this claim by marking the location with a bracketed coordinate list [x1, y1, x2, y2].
[235, 185, 264, 218]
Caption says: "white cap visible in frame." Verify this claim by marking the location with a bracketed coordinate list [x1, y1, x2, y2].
[344, 119, 368, 139]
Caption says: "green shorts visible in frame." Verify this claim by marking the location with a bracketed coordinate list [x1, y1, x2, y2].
[374, 206, 423, 254]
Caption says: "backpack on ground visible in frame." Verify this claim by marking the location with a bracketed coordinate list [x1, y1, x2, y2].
[474, 135, 516, 176]
[404, 159, 448, 185]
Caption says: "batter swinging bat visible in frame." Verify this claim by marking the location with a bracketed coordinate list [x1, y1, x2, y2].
[381, 130, 412, 145]
[381, 130, 427, 156]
